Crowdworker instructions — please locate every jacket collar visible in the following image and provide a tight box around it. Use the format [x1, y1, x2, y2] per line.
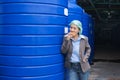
[70, 35, 86, 41]
[80, 35, 86, 39]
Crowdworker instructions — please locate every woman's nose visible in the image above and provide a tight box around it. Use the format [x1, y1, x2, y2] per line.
[70, 28, 74, 32]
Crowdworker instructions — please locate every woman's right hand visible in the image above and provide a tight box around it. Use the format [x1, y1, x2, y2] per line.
[65, 32, 73, 40]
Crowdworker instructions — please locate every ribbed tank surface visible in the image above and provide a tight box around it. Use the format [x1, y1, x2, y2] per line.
[68, 0, 83, 24]
[0, 0, 68, 80]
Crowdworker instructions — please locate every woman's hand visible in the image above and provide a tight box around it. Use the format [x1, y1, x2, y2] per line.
[83, 57, 88, 63]
[66, 32, 73, 40]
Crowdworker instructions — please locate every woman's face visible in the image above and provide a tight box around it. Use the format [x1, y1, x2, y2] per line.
[70, 24, 80, 37]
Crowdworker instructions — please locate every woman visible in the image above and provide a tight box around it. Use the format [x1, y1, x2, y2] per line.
[61, 20, 91, 80]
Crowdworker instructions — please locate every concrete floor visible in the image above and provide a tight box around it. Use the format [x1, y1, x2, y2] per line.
[89, 45, 120, 80]
[89, 62, 120, 80]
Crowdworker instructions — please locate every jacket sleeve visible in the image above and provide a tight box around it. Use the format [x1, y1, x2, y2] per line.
[84, 37, 91, 59]
[61, 37, 70, 54]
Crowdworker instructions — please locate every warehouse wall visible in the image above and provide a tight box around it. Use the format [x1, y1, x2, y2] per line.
[95, 21, 120, 47]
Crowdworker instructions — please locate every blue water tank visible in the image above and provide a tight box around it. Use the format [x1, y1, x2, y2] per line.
[88, 16, 94, 64]
[0, 0, 67, 80]
[82, 13, 94, 64]
[82, 13, 90, 37]
[68, 0, 84, 25]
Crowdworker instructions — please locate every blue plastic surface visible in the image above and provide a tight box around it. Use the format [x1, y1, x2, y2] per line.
[0, 35, 63, 45]
[0, 72, 64, 80]
[0, 0, 67, 7]
[0, 54, 63, 66]
[82, 13, 94, 64]
[0, 63, 64, 76]
[0, 0, 67, 80]
[0, 25, 64, 35]
[68, 0, 83, 24]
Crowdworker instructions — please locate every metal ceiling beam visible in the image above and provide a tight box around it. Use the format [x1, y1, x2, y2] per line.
[85, 8, 120, 10]
[93, 0, 120, 3]
[86, 0, 102, 20]
[93, 3, 120, 5]
[93, 0, 120, 4]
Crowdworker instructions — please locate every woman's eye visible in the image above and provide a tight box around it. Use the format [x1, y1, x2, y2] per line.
[74, 28, 76, 30]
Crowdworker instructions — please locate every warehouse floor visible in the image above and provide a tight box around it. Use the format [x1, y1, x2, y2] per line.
[89, 44, 120, 80]
[89, 62, 120, 80]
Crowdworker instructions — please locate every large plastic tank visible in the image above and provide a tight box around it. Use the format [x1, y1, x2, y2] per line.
[82, 13, 94, 64]
[88, 16, 95, 64]
[82, 13, 90, 37]
[68, 0, 84, 24]
[0, 0, 67, 80]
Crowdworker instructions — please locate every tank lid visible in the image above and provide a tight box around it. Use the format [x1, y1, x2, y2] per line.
[69, 0, 76, 3]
